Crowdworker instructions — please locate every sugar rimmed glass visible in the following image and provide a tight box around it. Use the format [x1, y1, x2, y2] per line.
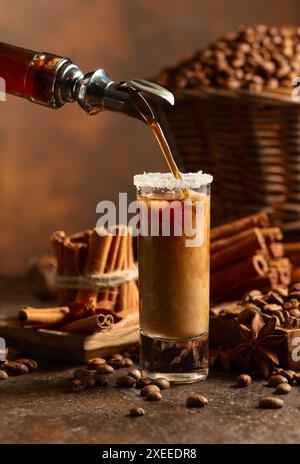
[134, 171, 213, 383]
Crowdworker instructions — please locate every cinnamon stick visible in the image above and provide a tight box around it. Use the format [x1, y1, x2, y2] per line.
[211, 212, 269, 242]
[60, 312, 115, 334]
[99, 227, 122, 303]
[76, 228, 113, 303]
[210, 254, 269, 294]
[19, 306, 70, 328]
[211, 227, 266, 255]
[60, 241, 88, 304]
[211, 228, 266, 271]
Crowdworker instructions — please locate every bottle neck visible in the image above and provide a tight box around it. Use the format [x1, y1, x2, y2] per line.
[0, 42, 76, 107]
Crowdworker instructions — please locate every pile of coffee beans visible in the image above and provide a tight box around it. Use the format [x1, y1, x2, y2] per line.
[0, 358, 38, 379]
[156, 24, 300, 92]
[218, 283, 300, 329]
[241, 284, 300, 328]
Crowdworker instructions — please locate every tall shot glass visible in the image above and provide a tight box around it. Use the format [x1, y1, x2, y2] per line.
[134, 172, 213, 383]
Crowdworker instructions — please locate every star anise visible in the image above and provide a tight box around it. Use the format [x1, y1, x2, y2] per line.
[230, 313, 286, 378]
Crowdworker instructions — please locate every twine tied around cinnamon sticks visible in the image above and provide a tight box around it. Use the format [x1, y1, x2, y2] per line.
[55, 266, 138, 290]
[50, 225, 139, 313]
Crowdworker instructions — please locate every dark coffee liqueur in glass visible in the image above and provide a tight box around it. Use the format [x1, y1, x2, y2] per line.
[134, 106, 212, 382]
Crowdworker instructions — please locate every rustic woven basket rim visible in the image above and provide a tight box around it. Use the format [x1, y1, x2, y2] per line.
[172, 86, 300, 107]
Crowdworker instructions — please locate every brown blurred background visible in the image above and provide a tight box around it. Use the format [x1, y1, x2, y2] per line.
[1, 0, 300, 273]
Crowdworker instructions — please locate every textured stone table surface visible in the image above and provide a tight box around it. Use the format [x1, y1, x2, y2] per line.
[0, 276, 300, 445]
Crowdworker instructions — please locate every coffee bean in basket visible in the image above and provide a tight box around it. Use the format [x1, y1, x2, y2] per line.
[129, 406, 145, 417]
[157, 25, 300, 92]
[186, 395, 208, 408]
[258, 396, 284, 409]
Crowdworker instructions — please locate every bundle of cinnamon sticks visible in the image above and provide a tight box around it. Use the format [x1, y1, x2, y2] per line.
[211, 212, 292, 300]
[50, 225, 138, 312]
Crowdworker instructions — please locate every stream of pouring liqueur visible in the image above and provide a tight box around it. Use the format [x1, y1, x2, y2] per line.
[130, 90, 182, 181]
[150, 120, 182, 180]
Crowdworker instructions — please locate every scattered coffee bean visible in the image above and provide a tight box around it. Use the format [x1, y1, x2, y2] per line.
[129, 406, 145, 417]
[153, 378, 171, 390]
[140, 384, 161, 397]
[3, 361, 29, 375]
[96, 364, 114, 374]
[145, 391, 162, 401]
[236, 374, 251, 388]
[128, 369, 142, 380]
[72, 378, 86, 393]
[94, 374, 109, 386]
[186, 394, 208, 408]
[274, 383, 292, 395]
[291, 283, 300, 292]
[136, 377, 152, 389]
[123, 357, 133, 367]
[87, 358, 106, 369]
[109, 359, 125, 369]
[268, 375, 288, 387]
[0, 370, 8, 380]
[258, 396, 284, 409]
[280, 370, 295, 384]
[111, 354, 123, 361]
[16, 358, 38, 372]
[116, 375, 136, 388]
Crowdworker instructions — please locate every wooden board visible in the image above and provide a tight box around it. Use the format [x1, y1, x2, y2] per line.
[0, 314, 139, 362]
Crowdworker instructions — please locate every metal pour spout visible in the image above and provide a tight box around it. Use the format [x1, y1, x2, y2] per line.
[73, 69, 174, 122]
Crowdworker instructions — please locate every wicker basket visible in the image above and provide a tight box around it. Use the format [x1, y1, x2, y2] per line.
[155, 87, 300, 234]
